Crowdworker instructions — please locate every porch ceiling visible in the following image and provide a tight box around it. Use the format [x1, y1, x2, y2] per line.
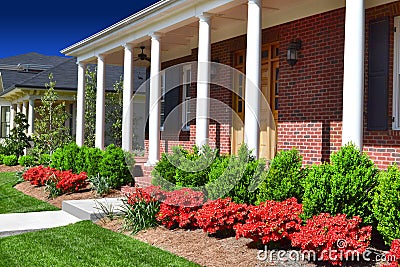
[78, 0, 397, 65]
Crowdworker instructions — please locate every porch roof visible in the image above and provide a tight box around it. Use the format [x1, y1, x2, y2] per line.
[61, 0, 398, 65]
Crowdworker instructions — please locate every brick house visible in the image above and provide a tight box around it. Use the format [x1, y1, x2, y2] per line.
[62, 0, 400, 169]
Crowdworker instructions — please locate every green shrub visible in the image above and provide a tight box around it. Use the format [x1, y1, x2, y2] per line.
[151, 151, 177, 189]
[4, 113, 31, 157]
[302, 143, 378, 224]
[50, 143, 80, 172]
[76, 146, 104, 177]
[0, 154, 5, 164]
[18, 155, 36, 167]
[205, 144, 265, 204]
[38, 154, 51, 166]
[174, 146, 217, 187]
[373, 164, 400, 244]
[89, 174, 111, 196]
[3, 155, 18, 166]
[257, 148, 306, 203]
[99, 144, 133, 189]
[152, 145, 219, 190]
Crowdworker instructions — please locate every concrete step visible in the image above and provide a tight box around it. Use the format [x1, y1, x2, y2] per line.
[0, 211, 81, 237]
[62, 198, 125, 221]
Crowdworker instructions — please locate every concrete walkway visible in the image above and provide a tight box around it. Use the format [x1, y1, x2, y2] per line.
[0, 198, 125, 238]
[0, 211, 81, 237]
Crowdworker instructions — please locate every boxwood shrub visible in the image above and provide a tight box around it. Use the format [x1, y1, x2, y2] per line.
[256, 148, 306, 203]
[302, 143, 378, 224]
[3, 155, 18, 166]
[18, 155, 36, 167]
[98, 144, 133, 189]
[373, 164, 400, 244]
[205, 144, 265, 204]
[51, 143, 80, 173]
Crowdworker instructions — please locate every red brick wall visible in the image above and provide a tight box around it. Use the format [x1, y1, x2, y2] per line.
[147, 2, 400, 168]
[277, 9, 345, 165]
[364, 2, 400, 168]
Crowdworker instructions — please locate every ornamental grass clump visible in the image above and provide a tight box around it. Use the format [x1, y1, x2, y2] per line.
[122, 187, 161, 234]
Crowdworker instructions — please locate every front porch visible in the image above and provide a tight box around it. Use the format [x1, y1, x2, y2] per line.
[62, 0, 395, 168]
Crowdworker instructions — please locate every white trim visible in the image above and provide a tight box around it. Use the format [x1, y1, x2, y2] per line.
[393, 16, 400, 130]
[182, 64, 191, 131]
[160, 70, 166, 131]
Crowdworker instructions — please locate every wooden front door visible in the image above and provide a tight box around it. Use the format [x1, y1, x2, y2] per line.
[231, 42, 279, 159]
[259, 42, 279, 159]
[232, 51, 246, 155]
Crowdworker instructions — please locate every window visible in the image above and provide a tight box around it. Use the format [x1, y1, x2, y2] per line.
[182, 65, 191, 131]
[0, 106, 10, 138]
[394, 16, 400, 129]
[160, 71, 166, 131]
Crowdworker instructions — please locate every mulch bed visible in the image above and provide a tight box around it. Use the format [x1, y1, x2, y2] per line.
[8, 166, 387, 267]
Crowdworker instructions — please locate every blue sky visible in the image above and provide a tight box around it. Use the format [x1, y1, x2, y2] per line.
[0, 1, 159, 59]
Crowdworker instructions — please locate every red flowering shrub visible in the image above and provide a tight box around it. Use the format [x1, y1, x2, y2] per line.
[234, 197, 302, 244]
[23, 166, 88, 196]
[290, 213, 372, 266]
[195, 198, 248, 235]
[383, 239, 400, 267]
[22, 165, 61, 186]
[56, 171, 88, 193]
[126, 186, 163, 205]
[156, 188, 204, 229]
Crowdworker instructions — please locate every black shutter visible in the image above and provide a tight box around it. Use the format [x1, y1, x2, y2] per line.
[163, 67, 181, 132]
[367, 17, 390, 130]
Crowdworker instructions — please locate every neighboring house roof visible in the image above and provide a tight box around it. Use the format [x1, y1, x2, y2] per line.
[0, 52, 70, 91]
[0, 52, 68, 66]
[0, 53, 124, 97]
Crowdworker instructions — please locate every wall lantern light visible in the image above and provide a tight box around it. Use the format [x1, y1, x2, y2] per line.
[287, 39, 302, 67]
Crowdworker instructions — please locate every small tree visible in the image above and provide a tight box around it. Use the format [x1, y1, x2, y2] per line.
[5, 112, 31, 157]
[106, 75, 123, 147]
[84, 67, 97, 147]
[32, 73, 71, 155]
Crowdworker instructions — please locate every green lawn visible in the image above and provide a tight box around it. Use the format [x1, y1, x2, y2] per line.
[0, 172, 59, 214]
[0, 221, 201, 267]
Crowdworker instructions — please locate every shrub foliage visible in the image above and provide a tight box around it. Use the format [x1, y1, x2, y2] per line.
[257, 148, 306, 203]
[373, 164, 400, 244]
[302, 143, 378, 224]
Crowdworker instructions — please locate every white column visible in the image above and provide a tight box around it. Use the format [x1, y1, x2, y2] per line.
[147, 33, 161, 165]
[22, 101, 28, 117]
[76, 62, 86, 146]
[196, 14, 211, 148]
[122, 44, 134, 152]
[16, 103, 22, 113]
[244, 0, 262, 158]
[342, 0, 365, 149]
[27, 99, 35, 135]
[95, 54, 106, 150]
[9, 104, 16, 131]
